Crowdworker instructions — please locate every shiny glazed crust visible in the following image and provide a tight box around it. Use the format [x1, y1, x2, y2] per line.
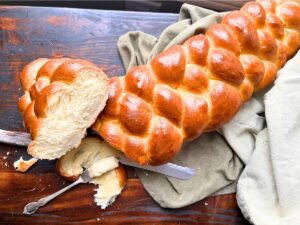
[18, 58, 108, 158]
[93, 0, 300, 165]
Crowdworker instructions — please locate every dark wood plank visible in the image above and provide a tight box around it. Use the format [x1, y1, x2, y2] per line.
[0, 6, 177, 131]
[0, 5, 250, 225]
[0, 172, 248, 225]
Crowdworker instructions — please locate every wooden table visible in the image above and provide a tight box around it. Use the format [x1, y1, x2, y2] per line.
[0, 5, 251, 225]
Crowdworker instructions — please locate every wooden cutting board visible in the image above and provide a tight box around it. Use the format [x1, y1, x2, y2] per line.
[0, 5, 250, 225]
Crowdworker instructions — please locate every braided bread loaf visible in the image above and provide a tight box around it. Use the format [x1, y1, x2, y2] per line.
[93, 0, 300, 165]
[18, 58, 109, 159]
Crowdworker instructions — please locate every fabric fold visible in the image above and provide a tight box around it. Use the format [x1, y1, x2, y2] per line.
[237, 54, 300, 225]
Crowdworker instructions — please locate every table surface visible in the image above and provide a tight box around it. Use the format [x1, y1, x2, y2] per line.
[0, 5, 251, 225]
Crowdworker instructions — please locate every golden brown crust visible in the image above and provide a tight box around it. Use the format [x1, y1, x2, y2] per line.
[51, 59, 97, 84]
[55, 159, 80, 181]
[182, 93, 208, 140]
[153, 86, 183, 126]
[93, 0, 300, 165]
[151, 45, 186, 89]
[18, 93, 31, 114]
[183, 65, 209, 94]
[148, 117, 182, 165]
[119, 94, 152, 134]
[34, 82, 67, 118]
[222, 11, 260, 54]
[23, 101, 39, 136]
[205, 82, 242, 131]
[184, 35, 209, 66]
[20, 58, 48, 91]
[115, 164, 126, 188]
[124, 66, 155, 102]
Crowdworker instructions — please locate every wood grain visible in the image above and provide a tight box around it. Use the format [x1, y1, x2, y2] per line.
[0, 5, 250, 225]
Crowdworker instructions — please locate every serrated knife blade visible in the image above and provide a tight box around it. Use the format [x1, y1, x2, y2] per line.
[0, 129, 196, 180]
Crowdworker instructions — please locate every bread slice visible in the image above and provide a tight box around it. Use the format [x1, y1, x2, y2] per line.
[57, 137, 126, 209]
[18, 58, 109, 159]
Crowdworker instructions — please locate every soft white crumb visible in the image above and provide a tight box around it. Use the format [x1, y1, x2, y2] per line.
[204, 202, 208, 206]
[3, 156, 7, 160]
[6, 152, 10, 156]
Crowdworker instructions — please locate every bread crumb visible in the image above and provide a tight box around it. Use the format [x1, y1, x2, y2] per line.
[3, 156, 7, 160]
[6, 152, 10, 156]
[204, 202, 208, 206]
[14, 157, 38, 172]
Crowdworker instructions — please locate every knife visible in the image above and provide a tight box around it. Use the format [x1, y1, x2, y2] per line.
[118, 156, 195, 180]
[0, 129, 31, 147]
[0, 129, 196, 180]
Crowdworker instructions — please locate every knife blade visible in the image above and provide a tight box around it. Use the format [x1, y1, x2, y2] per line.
[0, 129, 196, 180]
[0, 129, 31, 147]
[118, 156, 195, 180]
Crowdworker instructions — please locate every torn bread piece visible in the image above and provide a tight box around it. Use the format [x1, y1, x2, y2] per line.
[57, 137, 126, 209]
[88, 156, 119, 177]
[13, 157, 38, 172]
[18, 58, 109, 160]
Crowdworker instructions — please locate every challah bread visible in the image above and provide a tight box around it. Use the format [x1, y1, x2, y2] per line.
[57, 138, 126, 209]
[18, 58, 109, 159]
[93, 0, 300, 165]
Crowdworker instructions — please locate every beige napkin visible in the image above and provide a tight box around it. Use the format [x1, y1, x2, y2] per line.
[117, 3, 300, 225]
[236, 53, 300, 225]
